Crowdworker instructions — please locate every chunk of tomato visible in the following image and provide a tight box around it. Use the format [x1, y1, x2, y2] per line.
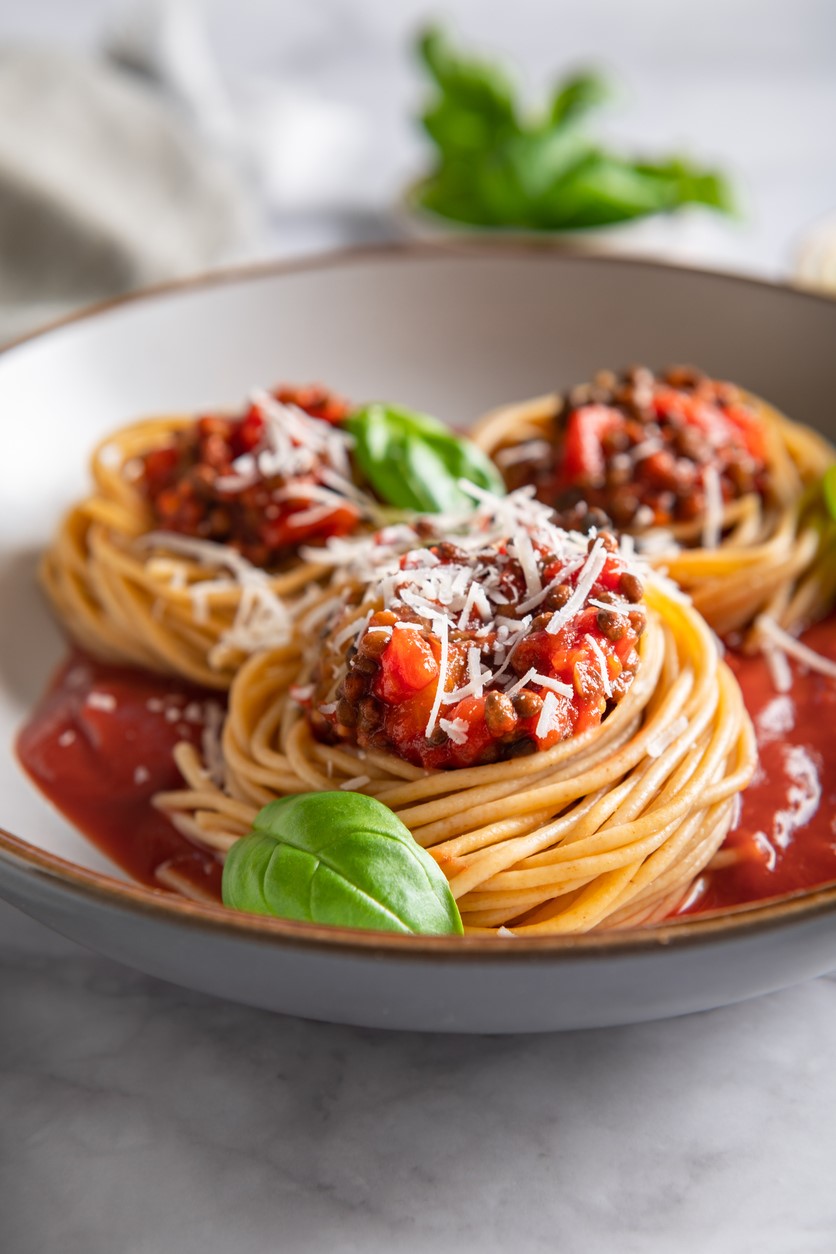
[376, 629, 439, 705]
[653, 388, 766, 463]
[262, 500, 359, 551]
[561, 405, 623, 484]
[723, 403, 768, 463]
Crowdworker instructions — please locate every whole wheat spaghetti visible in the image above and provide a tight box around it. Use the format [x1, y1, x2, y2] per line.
[157, 489, 756, 934]
[41, 387, 381, 688]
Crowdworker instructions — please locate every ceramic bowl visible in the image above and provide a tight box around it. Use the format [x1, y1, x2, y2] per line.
[2, 243, 835, 1033]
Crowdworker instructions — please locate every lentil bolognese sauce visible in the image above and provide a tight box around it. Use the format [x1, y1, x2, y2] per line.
[139, 383, 359, 567]
[473, 365, 836, 640]
[154, 489, 755, 932]
[15, 366, 836, 935]
[40, 383, 380, 689]
[307, 527, 645, 770]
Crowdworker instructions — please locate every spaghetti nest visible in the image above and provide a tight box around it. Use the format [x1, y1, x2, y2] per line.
[157, 572, 756, 936]
[472, 380, 836, 643]
[41, 401, 376, 689]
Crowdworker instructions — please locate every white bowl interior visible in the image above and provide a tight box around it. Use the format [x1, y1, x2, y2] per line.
[2, 248, 835, 881]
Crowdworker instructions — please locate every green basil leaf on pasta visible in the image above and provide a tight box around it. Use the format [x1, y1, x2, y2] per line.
[346, 402, 506, 513]
[221, 792, 464, 936]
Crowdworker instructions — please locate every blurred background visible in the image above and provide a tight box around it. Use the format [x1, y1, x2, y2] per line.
[1, 0, 835, 343]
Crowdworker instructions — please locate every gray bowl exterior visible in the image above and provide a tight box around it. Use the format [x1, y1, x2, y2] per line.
[3, 842, 836, 1032]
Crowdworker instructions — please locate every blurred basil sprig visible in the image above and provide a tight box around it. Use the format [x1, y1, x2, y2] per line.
[414, 27, 735, 231]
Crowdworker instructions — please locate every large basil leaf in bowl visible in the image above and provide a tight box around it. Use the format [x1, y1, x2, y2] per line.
[222, 791, 463, 936]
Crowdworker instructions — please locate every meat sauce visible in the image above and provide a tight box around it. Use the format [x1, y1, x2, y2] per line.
[309, 536, 645, 770]
[501, 366, 768, 532]
[15, 619, 836, 917]
[140, 383, 359, 568]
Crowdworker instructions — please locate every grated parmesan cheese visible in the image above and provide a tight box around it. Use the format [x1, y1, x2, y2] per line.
[535, 691, 561, 739]
[98, 442, 123, 470]
[467, 646, 482, 693]
[764, 647, 793, 695]
[511, 531, 542, 598]
[757, 615, 836, 685]
[339, 775, 371, 791]
[310, 484, 650, 753]
[701, 465, 724, 550]
[201, 702, 226, 787]
[646, 715, 690, 759]
[424, 614, 450, 739]
[504, 667, 537, 698]
[439, 717, 469, 745]
[585, 633, 613, 698]
[86, 692, 116, 712]
[545, 538, 607, 636]
[531, 672, 574, 698]
[333, 610, 372, 650]
[140, 532, 294, 657]
[494, 440, 551, 467]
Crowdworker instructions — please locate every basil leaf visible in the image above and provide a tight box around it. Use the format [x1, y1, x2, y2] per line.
[415, 26, 735, 232]
[535, 153, 679, 229]
[548, 71, 610, 127]
[222, 792, 463, 936]
[346, 403, 506, 513]
[418, 26, 517, 137]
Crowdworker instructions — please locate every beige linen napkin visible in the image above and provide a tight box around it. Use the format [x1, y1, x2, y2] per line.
[0, 46, 256, 341]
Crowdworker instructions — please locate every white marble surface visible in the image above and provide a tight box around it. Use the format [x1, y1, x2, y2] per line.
[3, 897, 836, 1253]
[3, 2, 836, 1251]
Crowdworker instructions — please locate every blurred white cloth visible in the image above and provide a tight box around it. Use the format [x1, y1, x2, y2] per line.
[0, 49, 255, 340]
[0, 0, 371, 342]
[108, 0, 370, 212]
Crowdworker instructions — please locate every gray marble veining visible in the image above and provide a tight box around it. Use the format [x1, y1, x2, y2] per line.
[2, 899, 836, 1254]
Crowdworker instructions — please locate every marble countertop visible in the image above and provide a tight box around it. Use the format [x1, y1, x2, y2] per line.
[3, 2, 836, 1251]
[4, 897, 836, 1253]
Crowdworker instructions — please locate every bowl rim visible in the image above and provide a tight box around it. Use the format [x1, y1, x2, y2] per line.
[3, 238, 836, 962]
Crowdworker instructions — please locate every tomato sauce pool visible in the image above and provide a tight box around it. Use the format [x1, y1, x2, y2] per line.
[680, 616, 836, 915]
[15, 620, 836, 917]
[16, 653, 224, 902]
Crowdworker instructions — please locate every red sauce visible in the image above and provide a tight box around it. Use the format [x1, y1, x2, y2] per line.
[16, 653, 224, 901]
[15, 618, 836, 915]
[683, 616, 836, 914]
